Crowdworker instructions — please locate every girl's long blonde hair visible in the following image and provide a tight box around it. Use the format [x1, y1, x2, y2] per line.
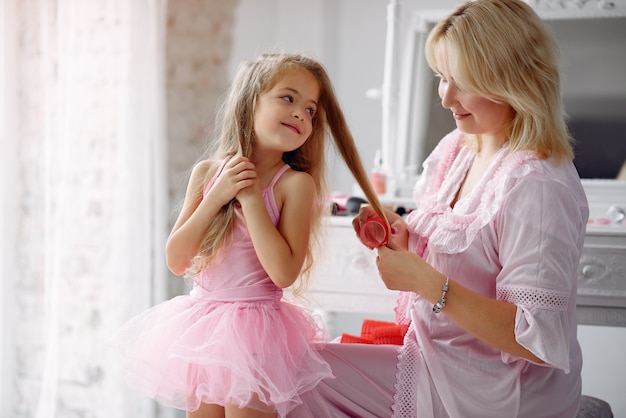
[187, 52, 387, 294]
[425, 0, 574, 161]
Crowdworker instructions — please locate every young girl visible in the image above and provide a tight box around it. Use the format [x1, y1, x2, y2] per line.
[111, 52, 388, 418]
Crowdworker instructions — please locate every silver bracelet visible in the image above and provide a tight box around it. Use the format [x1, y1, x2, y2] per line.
[432, 277, 449, 314]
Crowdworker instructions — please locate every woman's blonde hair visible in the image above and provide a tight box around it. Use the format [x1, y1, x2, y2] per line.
[425, 0, 574, 160]
[188, 52, 387, 294]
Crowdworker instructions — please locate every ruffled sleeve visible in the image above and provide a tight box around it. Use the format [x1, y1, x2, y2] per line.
[495, 175, 587, 372]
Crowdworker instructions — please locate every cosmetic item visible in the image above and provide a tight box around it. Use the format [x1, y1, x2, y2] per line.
[358, 216, 389, 249]
[371, 149, 387, 195]
[345, 196, 369, 214]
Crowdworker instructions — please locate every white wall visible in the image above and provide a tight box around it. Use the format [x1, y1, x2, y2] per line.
[230, 0, 387, 195]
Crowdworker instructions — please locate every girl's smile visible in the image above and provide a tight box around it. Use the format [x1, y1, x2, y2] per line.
[281, 121, 301, 134]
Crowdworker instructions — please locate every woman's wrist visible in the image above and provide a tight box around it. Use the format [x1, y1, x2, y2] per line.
[432, 276, 450, 313]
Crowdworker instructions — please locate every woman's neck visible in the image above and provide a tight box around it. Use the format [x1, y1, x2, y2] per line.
[453, 134, 504, 208]
[471, 132, 507, 159]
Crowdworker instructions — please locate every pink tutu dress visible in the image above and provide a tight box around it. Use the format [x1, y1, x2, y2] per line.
[110, 162, 332, 417]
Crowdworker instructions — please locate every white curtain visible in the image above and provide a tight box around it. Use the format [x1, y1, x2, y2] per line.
[1, 0, 169, 417]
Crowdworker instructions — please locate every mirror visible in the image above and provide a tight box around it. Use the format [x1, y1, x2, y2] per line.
[381, 1, 626, 198]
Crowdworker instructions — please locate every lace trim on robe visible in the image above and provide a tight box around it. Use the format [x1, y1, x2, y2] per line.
[497, 285, 569, 311]
[407, 130, 544, 255]
[393, 291, 413, 325]
[392, 326, 420, 418]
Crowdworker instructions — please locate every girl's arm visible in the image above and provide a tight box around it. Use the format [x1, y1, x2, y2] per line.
[237, 169, 315, 288]
[166, 157, 256, 275]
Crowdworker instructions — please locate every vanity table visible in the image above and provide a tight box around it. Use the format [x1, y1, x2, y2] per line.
[305, 215, 396, 317]
[577, 180, 626, 327]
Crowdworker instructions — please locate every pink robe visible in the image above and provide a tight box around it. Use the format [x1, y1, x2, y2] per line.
[291, 129, 587, 417]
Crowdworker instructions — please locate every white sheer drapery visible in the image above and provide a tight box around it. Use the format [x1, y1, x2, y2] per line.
[1, 0, 169, 417]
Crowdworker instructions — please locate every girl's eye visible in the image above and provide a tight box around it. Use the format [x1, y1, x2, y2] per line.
[281, 95, 294, 103]
[306, 108, 316, 117]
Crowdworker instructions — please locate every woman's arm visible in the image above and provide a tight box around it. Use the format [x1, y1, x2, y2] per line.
[354, 202, 538, 361]
[165, 157, 256, 275]
[375, 246, 544, 363]
[237, 169, 316, 288]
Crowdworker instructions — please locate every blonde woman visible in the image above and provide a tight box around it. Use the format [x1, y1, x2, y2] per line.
[291, 1, 588, 417]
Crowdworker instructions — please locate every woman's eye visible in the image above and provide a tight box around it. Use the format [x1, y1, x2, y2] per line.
[454, 82, 468, 94]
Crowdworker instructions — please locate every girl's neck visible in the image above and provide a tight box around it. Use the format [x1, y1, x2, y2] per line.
[250, 151, 285, 186]
[251, 153, 283, 171]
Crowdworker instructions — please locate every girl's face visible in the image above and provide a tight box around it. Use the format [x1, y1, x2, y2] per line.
[435, 43, 514, 140]
[253, 67, 320, 153]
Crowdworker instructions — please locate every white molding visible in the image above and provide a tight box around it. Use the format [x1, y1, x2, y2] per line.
[526, 0, 626, 19]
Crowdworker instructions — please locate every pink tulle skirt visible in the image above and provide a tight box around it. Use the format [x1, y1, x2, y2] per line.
[109, 285, 332, 416]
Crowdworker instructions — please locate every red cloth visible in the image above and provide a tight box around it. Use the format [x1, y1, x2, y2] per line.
[340, 319, 408, 345]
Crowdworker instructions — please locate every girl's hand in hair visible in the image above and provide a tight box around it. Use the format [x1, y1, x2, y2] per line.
[210, 156, 257, 206]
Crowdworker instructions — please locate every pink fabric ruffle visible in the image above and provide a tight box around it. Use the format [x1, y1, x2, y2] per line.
[407, 130, 541, 256]
[109, 285, 332, 416]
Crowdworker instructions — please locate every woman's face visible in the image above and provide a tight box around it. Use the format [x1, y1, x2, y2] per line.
[435, 43, 514, 140]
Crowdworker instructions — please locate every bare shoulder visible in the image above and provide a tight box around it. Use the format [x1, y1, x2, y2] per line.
[185, 159, 220, 195]
[190, 159, 220, 182]
[277, 168, 315, 193]
[274, 168, 315, 207]
[190, 159, 214, 177]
